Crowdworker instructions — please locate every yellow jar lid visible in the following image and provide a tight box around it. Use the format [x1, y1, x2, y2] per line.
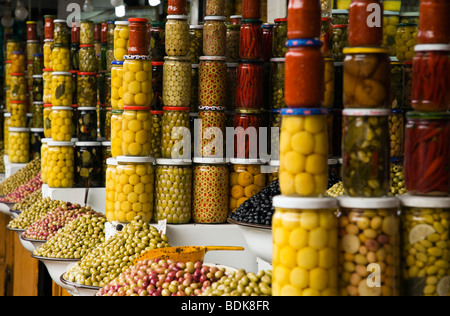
[343, 47, 391, 54]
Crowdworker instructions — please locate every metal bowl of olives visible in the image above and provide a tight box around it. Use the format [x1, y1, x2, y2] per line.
[60, 274, 101, 296]
[20, 232, 47, 253]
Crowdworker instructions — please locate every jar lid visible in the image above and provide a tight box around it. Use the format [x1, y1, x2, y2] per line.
[230, 15, 242, 19]
[43, 68, 53, 72]
[72, 104, 78, 108]
[229, 158, 265, 165]
[123, 106, 151, 111]
[52, 71, 71, 76]
[328, 158, 338, 165]
[78, 72, 97, 76]
[397, 194, 450, 209]
[384, 10, 400, 16]
[262, 23, 274, 29]
[41, 138, 50, 143]
[166, 15, 189, 20]
[111, 60, 124, 66]
[5, 60, 11, 63]
[391, 108, 403, 114]
[164, 55, 191, 62]
[391, 157, 403, 164]
[32, 74, 43, 78]
[321, 17, 332, 21]
[227, 63, 238, 67]
[198, 105, 226, 111]
[124, 55, 150, 60]
[398, 23, 418, 27]
[415, 44, 450, 52]
[226, 24, 240, 29]
[26, 40, 40, 43]
[273, 195, 338, 210]
[9, 127, 30, 132]
[54, 19, 66, 23]
[115, 21, 129, 25]
[44, 39, 54, 43]
[343, 109, 390, 116]
[274, 18, 287, 23]
[163, 106, 190, 112]
[106, 158, 118, 166]
[128, 18, 148, 23]
[10, 100, 25, 104]
[26, 113, 33, 117]
[204, 15, 226, 21]
[343, 47, 391, 54]
[270, 57, 285, 62]
[281, 108, 329, 116]
[190, 24, 204, 29]
[238, 59, 264, 64]
[286, 39, 323, 48]
[111, 110, 124, 114]
[271, 109, 281, 114]
[241, 19, 263, 24]
[269, 159, 280, 167]
[4, 112, 11, 117]
[11, 73, 26, 76]
[52, 106, 73, 110]
[47, 140, 75, 146]
[44, 104, 53, 107]
[333, 24, 348, 28]
[193, 157, 228, 164]
[235, 108, 262, 114]
[77, 107, 97, 111]
[150, 21, 165, 27]
[75, 141, 102, 146]
[80, 44, 95, 48]
[151, 110, 164, 115]
[406, 111, 450, 120]
[33, 101, 44, 105]
[400, 12, 420, 17]
[337, 196, 400, 209]
[102, 141, 111, 146]
[117, 156, 155, 164]
[33, 53, 44, 57]
[151, 61, 164, 66]
[156, 158, 192, 166]
[30, 128, 44, 133]
[26, 21, 37, 24]
[332, 9, 348, 14]
[200, 56, 227, 61]
[192, 64, 199, 69]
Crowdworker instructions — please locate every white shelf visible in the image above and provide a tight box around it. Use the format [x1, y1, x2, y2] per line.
[4, 155, 28, 179]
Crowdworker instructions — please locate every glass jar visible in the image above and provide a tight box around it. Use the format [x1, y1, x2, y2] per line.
[154, 159, 192, 224]
[262, 23, 274, 62]
[287, 0, 321, 39]
[270, 58, 286, 110]
[6, 39, 20, 60]
[192, 158, 229, 223]
[332, 9, 349, 24]
[121, 106, 152, 156]
[348, 0, 383, 47]
[273, 18, 287, 58]
[337, 196, 400, 296]
[226, 25, 240, 63]
[343, 47, 391, 109]
[43, 104, 52, 138]
[4, 113, 11, 155]
[196, 109, 226, 158]
[114, 21, 129, 62]
[32, 75, 43, 102]
[168, 0, 188, 15]
[111, 110, 124, 158]
[396, 23, 418, 61]
[26, 41, 40, 61]
[105, 158, 118, 222]
[150, 110, 163, 158]
[8, 127, 30, 163]
[342, 109, 391, 197]
[411, 45, 450, 112]
[400, 11, 420, 24]
[11, 51, 26, 73]
[77, 72, 97, 107]
[236, 60, 264, 110]
[30, 131, 45, 159]
[189, 64, 199, 112]
[226, 63, 238, 111]
[271, 196, 338, 296]
[332, 25, 348, 62]
[114, 156, 155, 224]
[44, 15, 56, 39]
[43, 40, 54, 69]
[149, 22, 166, 62]
[323, 58, 335, 108]
[206, 0, 226, 15]
[106, 21, 115, 46]
[242, 0, 262, 19]
[321, 18, 333, 58]
[26, 61, 35, 87]
[418, 0, 450, 44]
[32, 101, 44, 128]
[398, 195, 450, 296]
[403, 61, 413, 109]
[165, 16, 190, 56]
[203, 16, 227, 57]
[163, 56, 191, 107]
[10, 101, 27, 127]
[47, 140, 75, 188]
[54, 19, 70, 45]
[110, 61, 124, 111]
[123, 55, 152, 107]
[404, 112, 450, 196]
[80, 20, 94, 45]
[51, 106, 74, 142]
[161, 107, 190, 159]
[103, 108, 112, 141]
[389, 109, 404, 159]
[233, 110, 262, 159]
[285, 39, 324, 108]
[10, 73, 27, 102]
[383, 11, 399, 56]
[229, 159, 267, 213]
[270, 109, 281, 157]
[43, 69, 53, 104]
[390, 61, 404, 109]
[127, 18, 148, 56]
[5, 60, 12, 86]
[51, 72, 72, 106]
[76, 107, 97, 141]
[74, 141, 103, 188]
[279, 108, 329, 197]
[151, 62, 164, 111]
[189, 25, 203, 64]
[41, 138, 49, 184]
[199, 56, 227, 108]
[79, 45, 97, 73]
[240, 19, 263, 59]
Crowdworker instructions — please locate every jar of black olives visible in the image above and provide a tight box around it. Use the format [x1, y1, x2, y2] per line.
[75, 141, 104, 188]
[76, 107, 98, 141]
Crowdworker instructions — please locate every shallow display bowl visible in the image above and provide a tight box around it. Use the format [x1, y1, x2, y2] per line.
[20, 233, 47, 253]
[6, 226, 35, 252]
[227, 218, 272, 263]
[60, 275, 101, 297]
[0, 202, 12, 215]
[31, 254, 79, 294]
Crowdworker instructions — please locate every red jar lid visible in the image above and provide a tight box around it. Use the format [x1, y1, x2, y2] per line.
[123, 106, 151, 111]
[152, 61, 164, 66]
[274, 18, 287, 23]
[80, 44, 95, 48]
[11, 73, 26, 76]
[43, 68, 53, 72]
[151, 110, 164, 115]
[128, 18, 149, 23]
[11, 100, 26, 103]
[44, 104, 53, 107]
[163, 106, 190, 112]
[78, 72, 97, 76]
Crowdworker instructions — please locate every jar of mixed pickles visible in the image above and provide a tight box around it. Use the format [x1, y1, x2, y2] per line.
[75, 141, 103, 188]
[236, 60, 264, 110]
[199, 56, 227, 108]
[10, 73, 27, 102]
[11, 51, 26, 73]
[273, 18, 287, 58]
[396, 23, 418, 61]
[240, 19, 263, 59]
[229, 158, 267, 213]
[272, 195, 338, 296]
[77, 72, 97, 107]
[343, 47, 391, 109]
[149, 22, 166, 62]
[10, 101, 27, 127]
[404, 112, 450, 196]
[196, 109, 226, 158]
[47, 140, 74, 188]
[279, 108, 329, 197]
[193, 157, 230, 223]
[114, 21, 129, 61]
[114, 156, 155, 224]
[51, 44, 70, 72]
[342, 109, 390, 197]
[155, 159, 192, 224]
[332, 25, 348, 62]
[8, 127, 30, 163]
[233, 109, 262, 159]
[54, 19, 70, 45]
[51, 72, 72, 106]
[397, 194, 450, 297]
[383, 11, 400, 56]
[150, 110, 163, 158]
[226, 25, 240, 63]
[389, 109, 404, 158]
[161, 107, 190, 159]
[123, 55, 152, 107]
[163, 56, 191, 107]
[189, 25, 203, 64]
[43, 104, 52, 138]
[165, 15, 190, 56]
[43, 69, 53, 104]
[111, 61, 124, 110]
[337, 196, 400, 297]
[121, 106, 152, 157]
[105, 158, 117, 222]
[32, 101, 44, 128]
[76, 107, 97, 141]
[203, 16, 227, 57]
[79, 44, 97, 72]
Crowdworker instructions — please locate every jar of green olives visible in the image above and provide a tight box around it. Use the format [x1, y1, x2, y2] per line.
[332, 24, 348, 62]
[163, 56, 192, 107]
[32, 75, 43, 102]
[8, 127, 30, 163]
[395, 23, 418, 61]
[79, 44, 98, 72]
[155, 159, 193, 224]
[383, 11, 399, 56]
[77, 72, 97, 107]
[54, 19, 70, 45]
[204, 16, 227, 56]
[32, 101, 44, 128]
[150, 22, 166, 62]
[189, 25, 203, 64]
[75, 141, 103, 188]
[166, 15, 190, 56]
[226, 25, 240, 63]
[33, 53, 44, 75]
[26, 40, 40, 61]
[270, 58, 286, 109]
[151, 110, 163, 159]
[80, 20, 94, 45]
[76, 107, 98, 141]
[273, 18, 287, 58]
[161, 106, 191, 159]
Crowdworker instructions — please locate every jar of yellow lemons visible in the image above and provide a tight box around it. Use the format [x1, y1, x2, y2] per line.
[43, 104, 52, 138]
[47, 140, 75, 188]
[10, 73, 27, 102]
[111, 110, 124, 158]
[51, 44, 71, 72]
[43, 39, 54, 69]
[105, 158, 118, 223]
[121, 106, 152, 156]
[272, 196, 338, 296]
[10, 101, 27, 127]
[111, 61, 124, 110]
[4, 113, 11, 155]
[279, 108, 329, 197]
[51, 72, 72, 106]
[8, 127, 31, 163]
[123, 55, 153, 107]
[114, 21, 129, 61]
[43, 68, 53, 104]
[41, 138, 50, 184]
[50, 106, 74, 142]
[115, 156, 155, 224]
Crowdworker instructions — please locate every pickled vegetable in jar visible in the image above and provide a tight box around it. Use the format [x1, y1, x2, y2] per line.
[342, 109, 390, 197]
[226, 25, 240, 63]
[111, 61, 124, 110]
[161, 107, 190, 159]
[196, 109, 226, 158]
[76, 107, 97, 141]
[32, 101, 44, 128]
[165, 16, 190, 56]
[114, 21, 129, 61]
[43, 104, 52, 138]
[234, 110, 262, 159]
[337, 196, 400, 296]
[80, 20, 94, 45]
[150, 110, 163, 158]
[41, 138, 49, 183]
[348, 0, 383, 46]
[51, 72, 72, 106]
[11, 51, 26, 73]
[199, 56, 227, 108]
[192, 158, 230, 223]
[26, 41, 40, 61]
[285, 39, 324, 108]
[151, 62, 164, 111]
[155, 159, 192, 224]
[398, 195, 450, 297]
[411, 45, 450, 112]
[121, 106, 152, 157]
[390, 61, 404, 109]
[50, 106, 74, 142]
[128, 18, 149, 56]
[272, 196, 338, 296]
[4, 60, 12, 86]
[79, 44, 97, 72]
[111, 110, 124, 158]
[149, 22, 166, 62]
[44, 15, 56, 40]
[396, 23, 418, 61]
[240, 19, 263, 60]
[77, 72, 97, 107]
[54, 19, 70, 45]
[114, 156, 155, 224]
[4, 113, 11, 154]
[270, 58, 286, 109]
[236, 60, 264, 110]
[10, 101, 27, 127]
[404, 112, 450, 196]
[332, 25, 348, 62]
[75, 141, 103, 188]
[105, 158, 118, 222]
[10, 73, 27, 102]
[6, 40, 20, 60]
[273, 18, 287, 58]
[189, 25, 203, 64]
[287, 0, 321, 39]
[168, 0, 188, 15]
[47, 140, 75, 188]
[123, 55, 153, 107]
[417, 0, 450, 44]
[323, 58, 335, 108]
[44, 40, 54, 69]
[203, 16, 227, 57]
[32, 75, 44, 102]
[343, 47, 391, 109]
[262, 23, 274, 63]
[383, 11, 399, 56]
[163, 56, 191, 107]
[206, 0, 226, 16]
[242, 0, 262, 19]
[8, 127, 30, 164]
[389, 109, 404, 159]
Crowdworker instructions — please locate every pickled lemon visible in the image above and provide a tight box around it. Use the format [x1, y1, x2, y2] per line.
[291, 131, 314, 155]
[297, 247, 318, 270]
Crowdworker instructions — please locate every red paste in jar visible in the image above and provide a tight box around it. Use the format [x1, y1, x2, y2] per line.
[128, 18, 149, 55]
[168, 0, 188, 15]
[242, 0, 263, 19]
[418, 0, 450, 44]
[287, 0, 321, 39]
[348, 0, 383, 46]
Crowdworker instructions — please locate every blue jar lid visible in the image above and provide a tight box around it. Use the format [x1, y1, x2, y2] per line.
[286, 39, 323, 48]
[111, 60, 124, 65]
[281, 108, 329, 116]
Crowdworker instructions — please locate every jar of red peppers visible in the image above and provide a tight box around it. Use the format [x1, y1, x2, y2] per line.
[199, 56, 227, 108]
[404, 112, 450, 196]
[203, 16, 227, 57]
[285, 39, 324, 108]
[411, 44, 450, 112]
[348, 0, 383, 46]
[236, 59, 264, 110]
[168, 0, 188, 15]
[128, 18, 149, 56]
[242, 0, 262, 19]
[262, 23, 274, 62]
[287, 0, 321, 39]
[234, 109, 261, 159]
[240, 19, 263, 60]
[417, 0, 450, 44]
